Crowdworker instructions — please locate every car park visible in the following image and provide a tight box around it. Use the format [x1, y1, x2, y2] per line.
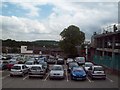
[49, 65, 65, 79]
[71, 66, 86, 80]
[66, 58, 74, 65]
[10, 64, 29, 77]
[28, 65, 46, 78]
[83, 62, 94, 72]
[88, 65, 106, 80]
[25, 60, 35, 68]
[75, 57, 85, 65]
[68, 62, 79, 72]
[57, 58, 64, 64]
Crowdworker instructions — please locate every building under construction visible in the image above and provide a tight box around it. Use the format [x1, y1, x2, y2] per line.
[91, 24, 120, 72]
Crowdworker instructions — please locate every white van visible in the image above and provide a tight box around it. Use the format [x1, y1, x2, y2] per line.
[75, 57, 85, 65]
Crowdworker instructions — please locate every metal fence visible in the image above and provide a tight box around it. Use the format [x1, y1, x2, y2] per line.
[93, 55, 120, 71]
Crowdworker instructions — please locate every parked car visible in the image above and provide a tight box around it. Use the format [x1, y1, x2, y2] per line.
[66, 58, 74, 65]
[49, 65, 65, 79]
[38, 61, 49, 72]
[71, 67, 86, 80]
[0, 60, 8, 70]
[37, 57, 45, 63]
[88, 65, 106, 80]
[10, 64, 29, 77]
[57, 58, 64, 64]
[83, 62, 94, 72]
[25, 61, 35, 68]
[28, 65, 46, 78]
[75, 57, 85, 65]
[7, 60, 18, 70]
[68, 62, 79, 72]
[47, 58, 56, 64]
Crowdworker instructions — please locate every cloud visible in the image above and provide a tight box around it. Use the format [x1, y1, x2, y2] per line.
[1, 1, 118, 41]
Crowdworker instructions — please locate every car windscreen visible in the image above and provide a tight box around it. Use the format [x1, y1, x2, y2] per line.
[31, 66, 41, 70]
[12, 66, 21, 70]
[73, 68, 83, 71]
[9, 61, 16, 64]
[25, 62, 33, 65]
[85, 63, 93, 67]
[51, 66, 63, 70]
[94, 67, 104, 71]
[69, 63, 78, 67]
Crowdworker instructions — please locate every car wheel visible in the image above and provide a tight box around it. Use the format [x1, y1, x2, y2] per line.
[21, 73, 24, 77]
[103, 78, 106, 80]
[10, 74, 13, 77]
[29, 76, 31, 78]
[91, 77, 94, 80]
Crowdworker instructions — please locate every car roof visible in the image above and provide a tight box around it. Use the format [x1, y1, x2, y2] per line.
[93, 65, 103, 68]
[53, 65, 62, 67]
[31, 65, 42, 67]
[13, 64, 24, 66]
[85, 62, 93, 64]
[26, 60, 34, 62]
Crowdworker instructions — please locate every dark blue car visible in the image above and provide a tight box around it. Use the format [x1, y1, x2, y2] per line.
[71, 67, 86, 80]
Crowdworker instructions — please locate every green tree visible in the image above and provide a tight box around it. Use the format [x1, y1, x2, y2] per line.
[60, 25, 85, 57]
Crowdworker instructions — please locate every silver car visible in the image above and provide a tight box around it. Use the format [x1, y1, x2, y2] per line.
[28, 65, 46, 78]
[49, 65, 65, 79]
[10, 64, 29, 77]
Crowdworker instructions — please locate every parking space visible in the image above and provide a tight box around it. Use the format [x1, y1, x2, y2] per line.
[1, 63, 119, 88]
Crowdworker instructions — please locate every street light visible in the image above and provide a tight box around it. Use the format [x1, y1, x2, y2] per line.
[84, 41, 90, 61]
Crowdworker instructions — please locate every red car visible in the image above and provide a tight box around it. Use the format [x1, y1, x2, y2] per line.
[7, 60, 18, 70]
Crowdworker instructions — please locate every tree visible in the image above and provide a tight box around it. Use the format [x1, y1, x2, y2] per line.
[60, 25, 85, 57]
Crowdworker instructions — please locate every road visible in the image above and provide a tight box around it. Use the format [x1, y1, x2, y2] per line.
[1, 63, 119, 88]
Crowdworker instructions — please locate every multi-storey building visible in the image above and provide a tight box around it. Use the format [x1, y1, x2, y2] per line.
[91, 24, 120, 72]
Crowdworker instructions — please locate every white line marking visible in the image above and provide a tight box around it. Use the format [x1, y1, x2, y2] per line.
[2, 74, 10, 79]
[87, 77, 94, 83]
[43, 73, 49, 81]
[106, 77, 114, 82]
[23, 75, 28, 80]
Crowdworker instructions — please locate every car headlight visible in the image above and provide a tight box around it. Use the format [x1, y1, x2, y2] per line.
[82, 74, 86, 76]
[72, 73, 76, 76]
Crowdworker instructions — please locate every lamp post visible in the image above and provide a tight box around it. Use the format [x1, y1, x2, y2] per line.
[84, 41, 90, 61]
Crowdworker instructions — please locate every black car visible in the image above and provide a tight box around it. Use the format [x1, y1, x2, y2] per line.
[57, 58, 64, 64]
[68, 62, 79, 73]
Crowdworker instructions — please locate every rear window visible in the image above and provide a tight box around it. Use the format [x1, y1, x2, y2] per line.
[12, 66, 21, 70]
[94, 67, 104, 71]
[31, 66, 41, 70]
[52, 66, 63, 70]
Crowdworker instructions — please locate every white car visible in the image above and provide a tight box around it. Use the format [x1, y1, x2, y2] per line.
[75, 57, 85, 65]
[66, 58, 74, 65]
[49, 65, 65, 79]
[25, 61, 35, 68]
[84, 62, 94, 72]
[88, 65, 106, 79]
[10, 64, 29, 77]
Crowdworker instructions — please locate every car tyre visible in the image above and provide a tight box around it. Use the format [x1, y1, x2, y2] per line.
[21, 73, 24, 77]
[10, 74, 13, 77]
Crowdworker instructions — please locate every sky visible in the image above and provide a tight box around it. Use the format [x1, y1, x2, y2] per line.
[0, 0, 119, 41]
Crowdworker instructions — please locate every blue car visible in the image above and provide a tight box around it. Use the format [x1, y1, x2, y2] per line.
[71, 67, 86, 80]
